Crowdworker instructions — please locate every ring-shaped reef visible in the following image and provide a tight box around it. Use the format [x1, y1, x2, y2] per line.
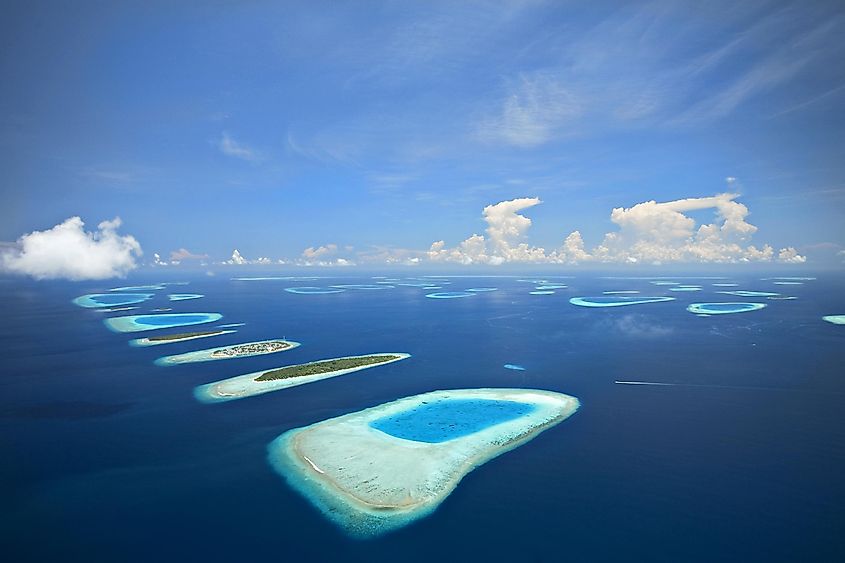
[425, 291, 475, 299]
[823, 315, 845, 325]
[104, 312, 223, 333]
[168, 293, 204, 301]
[267, 388, 579, 538]
[155, 339, 300, 366]
[73, 293, 153, 308]
[687, 302, 767, 315]
[195, 353, 410, 403]
[130, 329, 236, 347]
[718, 290, 780, 297]
[284, 287, 346, 295]
[570, 296, 676, 307]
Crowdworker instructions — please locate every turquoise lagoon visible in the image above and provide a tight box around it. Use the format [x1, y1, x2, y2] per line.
[104, 313, 223, 333]
[370, 399, 536, 443]
[687, 303, 767, 315]
[73, 293, 153, 308]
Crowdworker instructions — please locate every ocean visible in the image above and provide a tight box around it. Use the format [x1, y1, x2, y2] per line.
[1, 273, 843, 562]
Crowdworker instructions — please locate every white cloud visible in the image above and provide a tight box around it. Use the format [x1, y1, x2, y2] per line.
[778, 247, 807, 264]
[170, 248, 208, 262]
[302, 244, 338, 259]
[477, 73, 581, 147]
[218, 133, 260, 161]
[1, 217, 142, 280]
[428, 193, 805, 265]
[226, 249, 247, 265]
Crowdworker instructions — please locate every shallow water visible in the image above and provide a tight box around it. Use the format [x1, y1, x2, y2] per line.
[370, 399, 536, 443]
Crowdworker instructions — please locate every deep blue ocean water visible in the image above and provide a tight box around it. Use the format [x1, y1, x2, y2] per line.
[1, 273, 844, 562]
[370, 398, 537, 442]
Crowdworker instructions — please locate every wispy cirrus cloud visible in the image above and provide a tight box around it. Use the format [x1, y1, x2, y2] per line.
[218, 132, 261, 162]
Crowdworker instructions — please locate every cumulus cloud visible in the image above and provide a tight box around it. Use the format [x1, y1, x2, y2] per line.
[170, 248, 208, 262]
[428, 197, 550, 265]
[1, 217, 142, 280]
[226, 249, 247, 265]
[221, 249, 275, 265]
[302, 244, 338, 259]
[429, 193, 806, 265]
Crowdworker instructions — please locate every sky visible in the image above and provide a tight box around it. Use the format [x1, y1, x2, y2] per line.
[1, 0, 844, 278]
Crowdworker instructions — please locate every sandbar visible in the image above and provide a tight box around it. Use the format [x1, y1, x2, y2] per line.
[823, 315, 845, 325]
[466, 287, 498, 292]
[669, 287, 702, 292]
[535, 284, 567, 290]
[130, 329, 236, 347]
[195, 353, 410, 403]
[570, 296, 675, 307]
[155, 339, 299, 366]
[104, 312, 223, 333]
[529, 290, 555, 295]
[267, 388, 579, 538]
[503, 364, 526, 371]
[687, 302, 766, 315]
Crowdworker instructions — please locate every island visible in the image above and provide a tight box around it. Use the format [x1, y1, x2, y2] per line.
[687, 302, 767, 315]
[267, 388, 579, 538]
[72, 293, 153, 308]
[104, 312, 223, 333]
[109, 284, 166, 291]
[155, 339, 300, 366]
[129, 329, 236, 347]
[823, 315, 845, 325]
[194, 353, 410, 403]
[570, 296, 676, 307]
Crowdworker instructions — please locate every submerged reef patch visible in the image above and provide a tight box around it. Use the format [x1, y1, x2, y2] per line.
[168, 293, 204, 301]
[285, 287, 346, 295]
[823, 315, 845, 325]
[503, 364, 526, 371]
[718, 290, 780, 297]
[267, 388, 579, 538]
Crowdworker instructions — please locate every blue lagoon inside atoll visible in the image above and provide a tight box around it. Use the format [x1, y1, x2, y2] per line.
[687, 302, 767, 315]
[370, 399, 537, 443]
[103, 312, 223, 333]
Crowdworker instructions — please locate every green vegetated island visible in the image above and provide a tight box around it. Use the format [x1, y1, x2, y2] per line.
[256, 355, 400, 381]
[130, 329, 235, 347]
[195, 353, 410, 403]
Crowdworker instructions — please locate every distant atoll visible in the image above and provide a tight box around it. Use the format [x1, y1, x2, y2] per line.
[195, 353, 410, 403]
[104, 312, 223, 333]
[73, 293, 153, 308]
[285, 287, 346, 295]
[155, 339, 299, 366]
[267, 388, 579, 538]
[168, 293, 204, 301]
[425, 291, 475, 299]
[687, 302, 767, 315]
[570, 296, 675, 307]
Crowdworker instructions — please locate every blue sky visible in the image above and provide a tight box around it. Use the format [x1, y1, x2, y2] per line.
[1, 0, 844, 275]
